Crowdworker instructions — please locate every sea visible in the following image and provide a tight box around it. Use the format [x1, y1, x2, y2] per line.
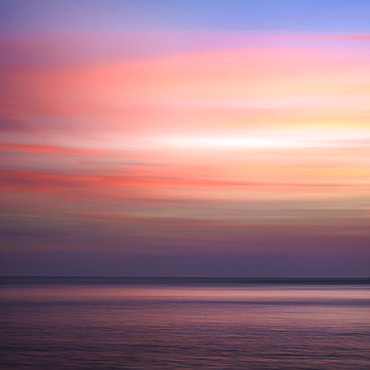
[0, 277, 369, 369]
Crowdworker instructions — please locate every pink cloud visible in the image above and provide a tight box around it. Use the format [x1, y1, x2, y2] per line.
[1, 31, 369, 139]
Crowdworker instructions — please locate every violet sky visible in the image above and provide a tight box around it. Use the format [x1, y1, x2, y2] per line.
[1, 0, 370, 277]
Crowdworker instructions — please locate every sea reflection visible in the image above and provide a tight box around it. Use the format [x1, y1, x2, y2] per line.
[1, 281, 369, 369]
[1, 284, 369, 302]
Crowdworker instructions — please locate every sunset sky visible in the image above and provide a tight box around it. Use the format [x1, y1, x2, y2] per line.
[1, 0, 369, 276]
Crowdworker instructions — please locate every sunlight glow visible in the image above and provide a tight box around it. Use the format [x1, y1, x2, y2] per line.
[155, 129, 370, 150]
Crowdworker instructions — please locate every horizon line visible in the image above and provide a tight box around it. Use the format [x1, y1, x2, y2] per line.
[1, 275, 369, 280]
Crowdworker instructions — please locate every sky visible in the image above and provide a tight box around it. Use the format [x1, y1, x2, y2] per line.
[1, 0, 369, 277]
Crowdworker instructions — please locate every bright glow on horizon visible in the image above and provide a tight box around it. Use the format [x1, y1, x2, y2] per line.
[154, 129, 370, 150]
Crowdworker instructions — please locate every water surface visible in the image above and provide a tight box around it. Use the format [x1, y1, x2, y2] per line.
[1, 277, 369, 369]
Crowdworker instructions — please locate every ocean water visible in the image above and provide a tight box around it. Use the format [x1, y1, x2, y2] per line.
[0, 277, 369, 369]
